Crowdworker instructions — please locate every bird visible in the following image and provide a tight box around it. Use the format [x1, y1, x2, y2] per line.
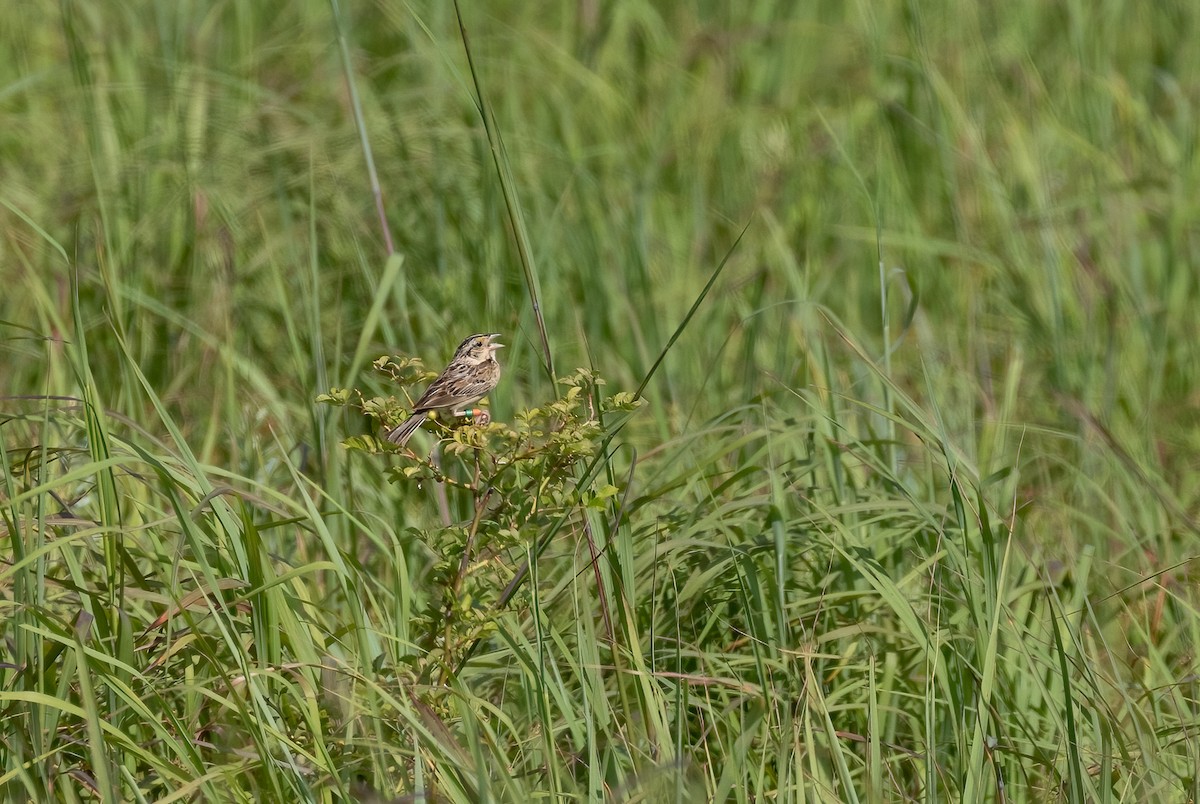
[386, 333, 504, 446]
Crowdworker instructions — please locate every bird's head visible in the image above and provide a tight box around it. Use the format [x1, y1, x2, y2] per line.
[454, 333, 504, 364]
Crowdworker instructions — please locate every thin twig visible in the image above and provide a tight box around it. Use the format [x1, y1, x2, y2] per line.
[438, 486, 492, 684]
[428, 444, 452, 527]
[580, 516, 614, 643]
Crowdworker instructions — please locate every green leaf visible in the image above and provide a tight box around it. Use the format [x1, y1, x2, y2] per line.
[316, 387, 351, 405]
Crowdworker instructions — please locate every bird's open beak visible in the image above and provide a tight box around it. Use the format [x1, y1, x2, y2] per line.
[487, 333, 504, 350]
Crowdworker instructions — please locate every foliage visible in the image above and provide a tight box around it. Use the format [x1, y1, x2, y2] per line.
[2, 0, 1199, 801]
[320, 364, 640, 685]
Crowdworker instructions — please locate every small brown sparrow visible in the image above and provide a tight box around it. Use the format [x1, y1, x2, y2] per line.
[386, 333, 504, 446]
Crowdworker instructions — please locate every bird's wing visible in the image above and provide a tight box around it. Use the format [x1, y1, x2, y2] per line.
[412, 370, 492, 411]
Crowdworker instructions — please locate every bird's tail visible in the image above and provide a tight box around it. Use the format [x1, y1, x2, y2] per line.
[386, 412, 427, 446]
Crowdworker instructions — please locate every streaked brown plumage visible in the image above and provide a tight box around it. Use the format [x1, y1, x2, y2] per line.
[386, 333, 503, 446]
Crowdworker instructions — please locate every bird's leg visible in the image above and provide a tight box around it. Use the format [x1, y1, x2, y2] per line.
[453, 407, 491, 426]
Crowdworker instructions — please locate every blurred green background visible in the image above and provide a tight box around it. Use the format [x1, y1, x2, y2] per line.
[2, 1, 1199, 801]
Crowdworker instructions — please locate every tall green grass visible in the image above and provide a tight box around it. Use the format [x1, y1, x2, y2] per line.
[2, 0, 1199, 800]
